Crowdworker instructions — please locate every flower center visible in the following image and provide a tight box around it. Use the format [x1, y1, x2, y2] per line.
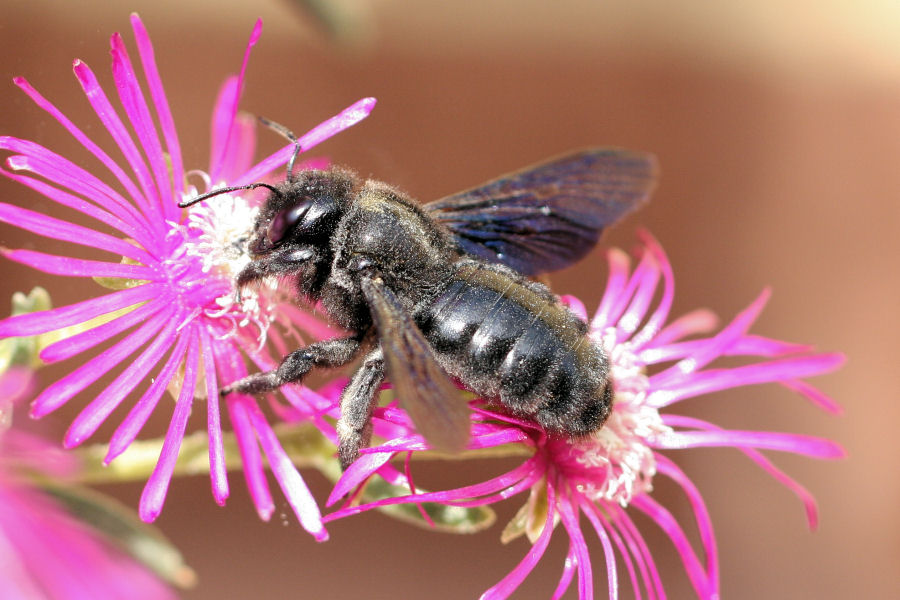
[172, 179, 281, 344]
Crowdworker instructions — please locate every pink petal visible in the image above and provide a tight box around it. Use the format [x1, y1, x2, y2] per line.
[30, 307, 171, 418]
[109, 32, 175, 221]
[215, 342, 275, 520]
[662, 414, 828, 528]
[632, 494, 716, 599]
[556, 486, 598, 600]
[480, 473, 557, 600]
[129, 13, 185, 199]
[64, 312, 181, 447]
[615, 250, 661, 340]
[652, 426, 846, 459]
[209, 19, 262, 182]
[580, 501, 645, 600]
[39, 300, 164, 364]
[140, 327, 200, 521]
[591, 248, 631, 331]
[629, 231, 675, 348]
[780, 378, 843, 414]
[559, 294, 588, 321]
[199, 327, 229, 505]
[650, 288, 771, 388]
[654, 454, 718, 590]
[245, 398, 328, 540]
[233, 97, 377, 187]
[72, 59, 161, 222]
[648, 352, 846, 408]
[0, 162, 154, 248]
[604, 250, 657, 343]
[2, 248, 157, 280]
[609, 505, 665, 600]
[644, 308, 719, 349]
[0, 283, 161, 338]
[550, 547, 578, 600]
[105, 325, 190, 463]
[0, 201, 154, 265]
[12, 77, 157, 235]
[0, 135, 154, 237]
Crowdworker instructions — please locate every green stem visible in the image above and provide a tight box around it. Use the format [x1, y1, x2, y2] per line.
[73, 424, 532, 485]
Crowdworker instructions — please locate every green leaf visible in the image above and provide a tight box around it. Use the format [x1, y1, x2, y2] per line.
[361, 476, 495, 534]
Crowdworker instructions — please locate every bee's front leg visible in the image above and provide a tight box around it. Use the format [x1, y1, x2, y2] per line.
[221, 336, 361, 396]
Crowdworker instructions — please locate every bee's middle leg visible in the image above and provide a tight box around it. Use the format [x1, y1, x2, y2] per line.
[337, 347, 385, 470]
[221, 336, 361, 396]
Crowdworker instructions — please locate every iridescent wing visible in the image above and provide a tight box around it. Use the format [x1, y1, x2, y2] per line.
[425, 148, 658, 275]
[359, 275, 470, 453]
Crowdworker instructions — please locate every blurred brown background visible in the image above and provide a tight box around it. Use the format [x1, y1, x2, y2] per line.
[0, 1, 897, 598]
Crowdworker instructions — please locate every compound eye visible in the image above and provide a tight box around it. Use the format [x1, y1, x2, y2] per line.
[265, 201, 309, 247]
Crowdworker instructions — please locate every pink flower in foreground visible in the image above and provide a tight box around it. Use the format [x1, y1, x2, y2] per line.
[0, 368, 176, 599]
[0, 14, 375, 538]
[323, 233, 845, 599]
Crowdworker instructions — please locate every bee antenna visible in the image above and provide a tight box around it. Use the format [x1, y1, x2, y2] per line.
[178, 182, 280, 208]
[258, 116, 302, 181]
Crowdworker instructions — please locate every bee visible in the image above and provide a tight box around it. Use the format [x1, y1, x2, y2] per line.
[181, 125, 657, 469]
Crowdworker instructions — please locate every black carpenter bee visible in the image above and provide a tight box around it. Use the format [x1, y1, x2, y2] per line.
[180, 125, 657, 469]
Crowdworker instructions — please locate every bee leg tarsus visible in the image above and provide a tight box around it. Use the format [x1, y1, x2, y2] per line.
[337, 347, 385, 471]
[220, 336, 363, 397]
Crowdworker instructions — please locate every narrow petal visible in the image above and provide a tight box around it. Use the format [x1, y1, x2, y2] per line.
[233, 97, 377, 187]
[609, 505, 665, 600]
[105, 324, 190, 463]
[0, 283, 160, 338]
[780, 378, 843, 414]
[40, 300, 164, 363]
[643, 308, 719, 349]
[245, 399, 328, 540]
[140, 327, 200, 521]
[648, 353, 846, 407]
[550, 547, 578, 600]
[30, 307, 171, 417]
[2, 248, 157, 280]
[654, 455, 718, 590]
[0, 163, 154, 248]
[629, 231, 675, 348]
[215, 341, 275, 520]
[556, 486, 598, 600]
[64, 312, 181, 447]
[652, 427, 846, 459]
[580, 501, 645, 600]
[650, 289, 771, 388]
[226, 395, 274, 520]
[210, 19, 262, 182]
[0, 201, 154, 265]
[591, 248, 631, 331]
[605, 250, 657, 340]
[632, 494, 716, 599]
[663, 414, 823, 529]
[0, 136, 154, 236]
[199, 327, 229, 505]
[12, 77, 157, 235]
[130, 13, 185, 198]
[615, 251, 661, 340]
[72, 59, 161, 222]
[109, 32, 175, 221]
[480, 473, 557, 600]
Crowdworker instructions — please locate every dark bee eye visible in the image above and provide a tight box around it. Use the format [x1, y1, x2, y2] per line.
[266, 201, 310, 247]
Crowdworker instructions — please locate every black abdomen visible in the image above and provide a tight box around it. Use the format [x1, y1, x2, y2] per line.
[417, 263, 611, 436]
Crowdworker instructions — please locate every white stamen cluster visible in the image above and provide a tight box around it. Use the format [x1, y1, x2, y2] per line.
[177, 182, 281, 344]
[574, 327, 671, 506]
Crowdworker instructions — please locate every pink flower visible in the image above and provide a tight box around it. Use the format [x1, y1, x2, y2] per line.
[322, 233, 845, 599]
[0, 367, 177, 599]
[0, 14, 375, 538]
